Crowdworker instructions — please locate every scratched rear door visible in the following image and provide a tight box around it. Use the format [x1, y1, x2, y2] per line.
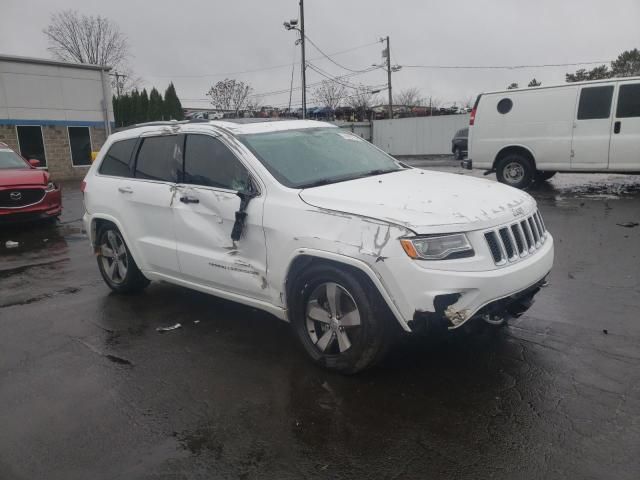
[173, 132, 268, 300]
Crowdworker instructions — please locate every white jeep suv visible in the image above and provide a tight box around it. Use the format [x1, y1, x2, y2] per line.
[83, 119, 554, 372]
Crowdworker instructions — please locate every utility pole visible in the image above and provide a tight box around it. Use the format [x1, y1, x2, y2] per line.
[385, 36, 393, 120]
[299, 0, 307, 119]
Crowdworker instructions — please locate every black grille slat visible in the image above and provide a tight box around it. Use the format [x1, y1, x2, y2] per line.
[534, 213, 545, 236]
[521, 220, 533, 249]
[498, 228, 514, 258]
[0, 188, 46, 208]
[484, 232, 503, 263]
[528, 217, 540, 244]
[511, 225, 525, 254]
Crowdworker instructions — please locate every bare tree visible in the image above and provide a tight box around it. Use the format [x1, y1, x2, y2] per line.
[507, 83, 519, 90]
[347, 85, 378, 121]
[312, 80, 346, 111]
[44, 10, 129, 67]
[206, 78, 253, 117]
[394, 87, 423, 107]
[43, 10, 138, 93]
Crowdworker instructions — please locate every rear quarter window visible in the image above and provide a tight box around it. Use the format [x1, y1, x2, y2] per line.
[98, 139, 137, 177]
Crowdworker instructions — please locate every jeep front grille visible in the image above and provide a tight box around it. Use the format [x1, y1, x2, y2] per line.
[484, 210, 548, 265]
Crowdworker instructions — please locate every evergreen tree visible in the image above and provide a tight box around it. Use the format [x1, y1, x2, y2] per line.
[611, 49, 640, 77]
[528, 78, 542, 87]
[138, 89, 150, 123]
[148, 88, 164, 121]
[164, 82, 184, 120]
[130, 89, 140, 124]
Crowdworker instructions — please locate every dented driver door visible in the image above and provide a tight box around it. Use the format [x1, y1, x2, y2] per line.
[172, 133, 268, 300]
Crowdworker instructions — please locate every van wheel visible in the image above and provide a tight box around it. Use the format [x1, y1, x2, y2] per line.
[496, 154, 534, 189]
[96, 224, 150, 293]
[535, 171, 556, 181]
[453, 147, 464, 160]
[290, 264, 391, 374]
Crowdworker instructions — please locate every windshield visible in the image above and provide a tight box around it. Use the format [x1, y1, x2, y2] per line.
[240, 127, 402, 188]
[0, 150, 29, 170]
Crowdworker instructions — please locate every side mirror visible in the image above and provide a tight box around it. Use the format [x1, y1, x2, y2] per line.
[29, 159, 41, 167]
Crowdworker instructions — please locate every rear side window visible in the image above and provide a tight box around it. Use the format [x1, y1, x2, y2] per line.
[99, 138, 137, 177]
[183, 135, 250, 190]
[135, 135, 180, 182]
[577, 86, 614, 120]
[616, 83, 640, 118]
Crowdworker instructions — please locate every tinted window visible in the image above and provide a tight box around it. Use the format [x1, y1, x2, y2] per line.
[497, 98, 513, 114]
[17, 126, 46, 167]
[68, 127, 92, 166]
[616, 83, 640, 118]
[577, 86, 613, 120]
[99, 139, 137, 177]
[135, 135, 180, 182]
[183, 135, 250, 190]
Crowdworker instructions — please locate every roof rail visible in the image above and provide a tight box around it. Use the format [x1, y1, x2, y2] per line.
[114, 118, 210, 132]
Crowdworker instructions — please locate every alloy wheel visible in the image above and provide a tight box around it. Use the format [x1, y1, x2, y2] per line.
[305, 282, 361, 354]
[100, 230, 129, 284]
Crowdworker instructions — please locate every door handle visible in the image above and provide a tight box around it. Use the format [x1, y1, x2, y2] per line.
[179, 196, 199, 204]
[614, 121, 621, 134]
[118, 187, 133, 194]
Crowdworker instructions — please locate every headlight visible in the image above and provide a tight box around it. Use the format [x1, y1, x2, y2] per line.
[45, 182, 57, 192]
[400, 234, 474, 260]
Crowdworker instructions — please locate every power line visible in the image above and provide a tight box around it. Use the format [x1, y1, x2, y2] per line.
[303, 34, 380, 73]
[401, 60, 612, 70]
[147, 40, 382, 79]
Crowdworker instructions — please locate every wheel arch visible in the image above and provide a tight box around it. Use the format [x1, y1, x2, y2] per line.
[493, 145, 536, 170]
[283, 249, 411, 332]
[90, 215, 145, 270]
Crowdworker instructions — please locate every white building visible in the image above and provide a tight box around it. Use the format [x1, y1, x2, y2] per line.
[0, 54, 114, 180]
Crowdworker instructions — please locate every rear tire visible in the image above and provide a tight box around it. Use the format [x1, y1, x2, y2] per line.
[290, 263, 392, 373]
[453, 147, 464, 160]
[496, 154, 534, 189]
[96, 224, 149, 293]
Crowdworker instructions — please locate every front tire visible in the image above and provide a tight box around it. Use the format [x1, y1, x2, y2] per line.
[496, 154, 534, 189]
[290, 264, 391, 373]
[96, 224, 149, 293]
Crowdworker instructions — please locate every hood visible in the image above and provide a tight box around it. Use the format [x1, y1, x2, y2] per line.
[299, 169, 535, 234]
[0, 168, 48, 188]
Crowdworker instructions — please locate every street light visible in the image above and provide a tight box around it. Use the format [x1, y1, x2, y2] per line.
[284, 1, 306, 119]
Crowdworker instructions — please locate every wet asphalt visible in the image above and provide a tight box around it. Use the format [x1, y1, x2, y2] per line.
[1, 163, 639, 479]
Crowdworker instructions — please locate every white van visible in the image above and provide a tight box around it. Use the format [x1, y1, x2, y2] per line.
[464, 77, 640, 188]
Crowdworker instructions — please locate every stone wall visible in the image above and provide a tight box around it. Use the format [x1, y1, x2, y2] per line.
[0, 124, 109, 181]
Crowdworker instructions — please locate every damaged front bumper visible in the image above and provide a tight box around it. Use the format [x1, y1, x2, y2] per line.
[409, 277, 547, 333]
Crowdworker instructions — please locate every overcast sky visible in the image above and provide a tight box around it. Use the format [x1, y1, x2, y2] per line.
[2, 0, 639, 109]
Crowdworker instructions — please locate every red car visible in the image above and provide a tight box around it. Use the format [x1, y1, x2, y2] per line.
[0, 142, 61, 223]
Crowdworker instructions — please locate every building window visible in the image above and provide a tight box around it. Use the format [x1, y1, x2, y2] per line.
[68, 126, 92, 166]
[16, 126, 47, 167]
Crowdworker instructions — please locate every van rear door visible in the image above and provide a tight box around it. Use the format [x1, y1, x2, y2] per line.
[571, 84, 615, 169]
[608, 80, 640, 170]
